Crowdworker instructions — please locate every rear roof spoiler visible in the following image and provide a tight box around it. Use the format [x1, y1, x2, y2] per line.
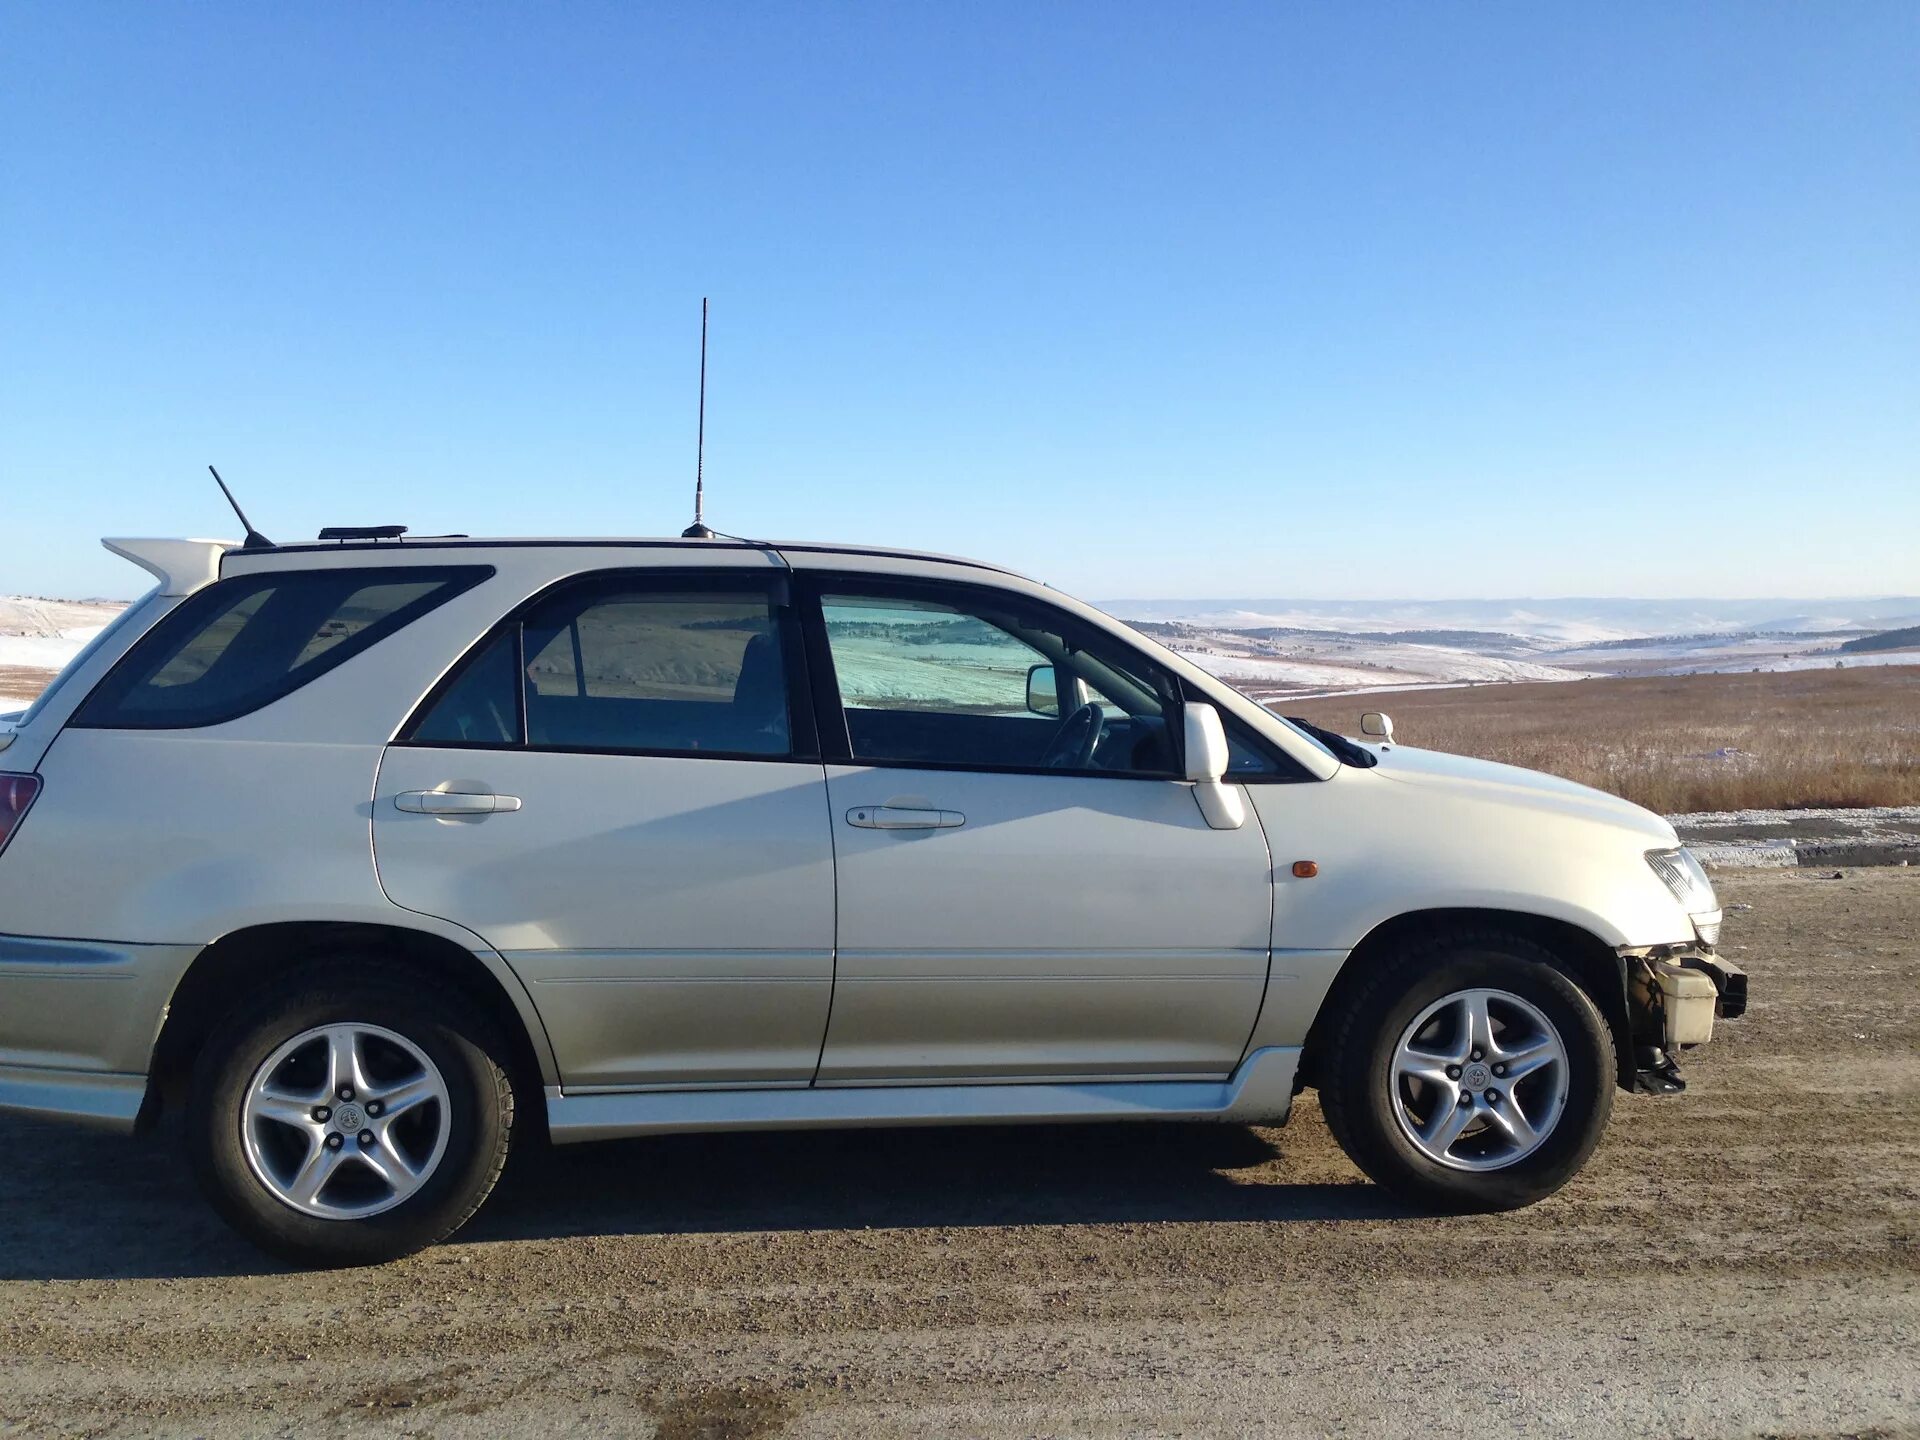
[101, 538, 236, 597]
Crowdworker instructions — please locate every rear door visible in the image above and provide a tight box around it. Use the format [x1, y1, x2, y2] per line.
[803, 576, 1275, 1083]
[373, 570, 837, 1090]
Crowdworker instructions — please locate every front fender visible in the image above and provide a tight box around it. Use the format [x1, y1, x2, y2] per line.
[1248, 769, 1692, 954]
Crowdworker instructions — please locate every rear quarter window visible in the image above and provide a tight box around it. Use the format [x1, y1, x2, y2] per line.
[72, 566, 491, 730]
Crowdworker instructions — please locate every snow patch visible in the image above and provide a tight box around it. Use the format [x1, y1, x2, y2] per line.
[1176, 639, 1596, 694]
[1673, 805, 1920, 870]
[0, 629, 103, 672]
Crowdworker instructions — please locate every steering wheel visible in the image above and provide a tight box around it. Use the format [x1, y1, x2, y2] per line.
[1041, 702, 1105, 769]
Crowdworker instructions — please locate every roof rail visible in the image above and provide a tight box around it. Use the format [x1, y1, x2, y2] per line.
[318, 525, 408, 541]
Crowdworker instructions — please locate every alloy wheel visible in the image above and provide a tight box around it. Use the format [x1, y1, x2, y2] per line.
[1389, 987, 1569, 1171]
[239, 1022, 452, 1219]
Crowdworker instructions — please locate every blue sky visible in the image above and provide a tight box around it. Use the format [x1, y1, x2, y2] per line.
[4, 3, 1915, 601]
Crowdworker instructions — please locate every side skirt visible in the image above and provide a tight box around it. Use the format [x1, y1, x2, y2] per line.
[545, 1044, 1302, 1144]
[0, 1065, 146, 1132]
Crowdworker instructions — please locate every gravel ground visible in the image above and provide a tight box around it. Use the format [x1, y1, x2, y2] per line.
[1, 869, 1916, 1438]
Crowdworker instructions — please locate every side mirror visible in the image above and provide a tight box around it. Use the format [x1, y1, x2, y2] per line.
[1182, 702, 1245, 830]
[1184, 701, 1228, 781]
[1025, 664, 1060, 717]
[1360, 711, 1394, 745]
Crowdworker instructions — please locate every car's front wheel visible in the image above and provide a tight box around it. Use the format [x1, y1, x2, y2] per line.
[1317, 931, 1615, 1211]
[187, 964, 514, 1266]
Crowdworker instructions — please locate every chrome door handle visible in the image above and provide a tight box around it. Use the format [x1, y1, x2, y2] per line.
[395, 790, 522, 815]
[846, 805, 964, 830]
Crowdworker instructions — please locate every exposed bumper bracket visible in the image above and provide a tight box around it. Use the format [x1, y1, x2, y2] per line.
[1683, 954, 1749, 1019]
[1631, 1044, 1687, 1095]
[1618, 945, 1750, 1086]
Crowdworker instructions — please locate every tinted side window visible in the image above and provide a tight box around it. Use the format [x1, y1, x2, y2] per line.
[523, 589, 789, 754]
[409, 585, 793, 757]
[409, 632, 521, 745]
[74, 567, 490, 730]
[819, 589, 1180, 776]
[1223, 719, 1312, 781]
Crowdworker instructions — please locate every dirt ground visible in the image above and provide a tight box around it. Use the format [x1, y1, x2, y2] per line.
[1, 869, 1915, 1438]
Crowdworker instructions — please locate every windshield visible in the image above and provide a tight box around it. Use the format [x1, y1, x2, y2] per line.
[12, 589, 157, 729]
[1279, 713, 1375, 767]
[1262, 710, 1340, 763]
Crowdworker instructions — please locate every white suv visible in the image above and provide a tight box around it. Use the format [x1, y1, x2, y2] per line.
[0, 532, 1745, 1265]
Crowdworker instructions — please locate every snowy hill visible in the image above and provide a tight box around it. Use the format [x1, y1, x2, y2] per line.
[1110, 597, 1920, 698]
[0, 597, 122, 709]
[1103, 597, 1920, 646]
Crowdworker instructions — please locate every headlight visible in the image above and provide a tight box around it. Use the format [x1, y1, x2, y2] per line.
[1646, 846, 1720, 943]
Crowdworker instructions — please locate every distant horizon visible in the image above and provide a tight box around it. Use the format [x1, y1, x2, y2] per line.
[8, 581, 1919, 611]
[1100, 592, 1920, 606]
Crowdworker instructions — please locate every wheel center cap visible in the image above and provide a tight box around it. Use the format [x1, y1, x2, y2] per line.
[1462, 1063, 1491, 1091]
[333, 1103, 366, 1133]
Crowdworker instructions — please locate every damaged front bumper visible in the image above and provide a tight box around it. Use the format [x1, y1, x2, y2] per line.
[1618, 944, 1749, 1094]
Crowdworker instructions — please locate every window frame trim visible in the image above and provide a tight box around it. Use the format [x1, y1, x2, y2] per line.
[392, 566, 820, 763]
[69, 565, 495, 733]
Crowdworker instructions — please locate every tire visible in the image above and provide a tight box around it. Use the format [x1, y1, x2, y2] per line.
[1317, 930, 1615, 1212]
[186, 960, 515, 1267]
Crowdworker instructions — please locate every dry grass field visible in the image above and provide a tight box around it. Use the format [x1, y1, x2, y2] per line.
[1281, 665, 1920, 813]
[0, 665, 55, 706]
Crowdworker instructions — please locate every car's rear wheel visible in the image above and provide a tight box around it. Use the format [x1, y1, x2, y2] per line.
[1317, 931, 1615, 1211]
[187, 964, 514, 1266]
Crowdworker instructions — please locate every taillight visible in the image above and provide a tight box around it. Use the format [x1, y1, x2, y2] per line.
[0, 773, 40, 857]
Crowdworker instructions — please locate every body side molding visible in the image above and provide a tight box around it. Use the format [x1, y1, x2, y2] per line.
[545, 1044, 1302, 1143]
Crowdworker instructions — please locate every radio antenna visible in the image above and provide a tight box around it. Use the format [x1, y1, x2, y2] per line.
[209, 465, 274, 549]
[682, 297, 714, 539]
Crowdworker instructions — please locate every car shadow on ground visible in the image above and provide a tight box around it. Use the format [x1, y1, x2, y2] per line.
[469, 1122, 1414, 1243]
[0, 1115, 1416, 1282]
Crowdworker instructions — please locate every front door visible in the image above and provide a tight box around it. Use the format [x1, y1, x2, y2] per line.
[373, 570, 836, 1090]
[805, 579, 1274, 1084]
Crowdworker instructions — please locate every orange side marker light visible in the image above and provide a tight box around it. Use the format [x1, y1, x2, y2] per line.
[1292, 860, 1319, 878]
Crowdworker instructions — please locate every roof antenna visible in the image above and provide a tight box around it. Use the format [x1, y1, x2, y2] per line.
[209, 465, 274, 549]
[682, 297, 715, 539]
